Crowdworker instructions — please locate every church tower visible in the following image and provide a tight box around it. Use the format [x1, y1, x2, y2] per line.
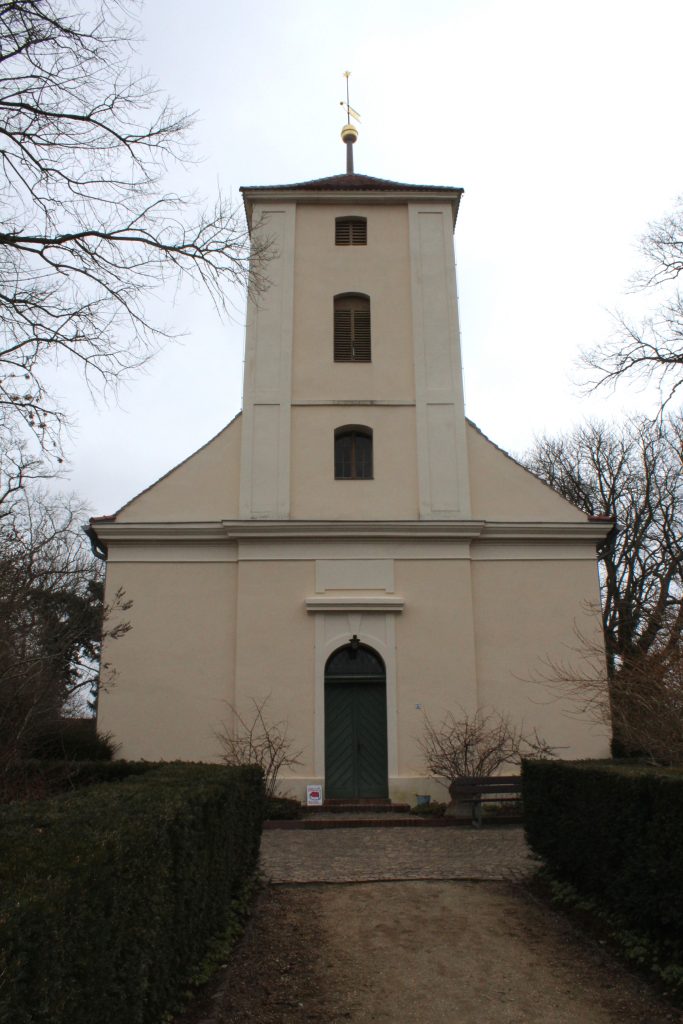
[92, 117, 611, 802]
[238, 150, 470, 522]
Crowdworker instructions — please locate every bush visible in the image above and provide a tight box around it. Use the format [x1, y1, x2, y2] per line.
[0, 758, 158, 803]
[522, 759, 683, 956]
[264, 796, 301, 820]
[0, 762, 264, 1024]
[410, 801, 447, 817]
[31, 719, 118, 761]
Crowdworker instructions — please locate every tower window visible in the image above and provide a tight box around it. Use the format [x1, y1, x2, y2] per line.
[334, 293, 371, 362]
[335, 426, 373, 480]
[335, 217, 367, 245]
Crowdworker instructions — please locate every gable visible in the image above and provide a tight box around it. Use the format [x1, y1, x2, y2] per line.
[114, 414, 242, 523]
[467, 420, 587, 523]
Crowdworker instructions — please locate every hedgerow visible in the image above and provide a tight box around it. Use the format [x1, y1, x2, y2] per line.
[0, 762, 264, 1024]
[522, 759, 683, 992]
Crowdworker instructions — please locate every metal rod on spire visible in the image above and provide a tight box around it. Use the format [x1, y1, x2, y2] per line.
[340, 71, 360, 174]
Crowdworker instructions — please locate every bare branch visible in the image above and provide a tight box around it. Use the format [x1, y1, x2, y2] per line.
[581, 196, 683, 409]
[215, 696, 303, 800]
[524, 415, 683, 761]
[418, 706, 554, 786]
[0, 0, 270, 459]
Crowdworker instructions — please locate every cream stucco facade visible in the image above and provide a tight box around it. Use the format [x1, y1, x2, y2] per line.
[92, 167, 610, 803]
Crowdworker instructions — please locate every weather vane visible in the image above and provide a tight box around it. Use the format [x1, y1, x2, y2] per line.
[340, 70, 361, 126]
[340, 71, 360, 174]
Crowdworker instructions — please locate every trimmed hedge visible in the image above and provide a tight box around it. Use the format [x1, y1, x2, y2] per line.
[522, 759, 683, 948]
[0, 758, 160, 803]
[0, 763, 264, 1024]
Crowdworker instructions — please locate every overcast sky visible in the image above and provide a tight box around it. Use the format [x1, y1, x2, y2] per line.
[55, 0, 683, 515]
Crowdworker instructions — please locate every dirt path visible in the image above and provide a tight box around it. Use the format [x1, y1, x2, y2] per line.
[177, 880, 682, 1024]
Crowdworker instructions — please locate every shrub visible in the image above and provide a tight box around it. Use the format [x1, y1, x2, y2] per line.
[0, 758, 158, 804]
[216, 695, 303, 799]
[522, 759, 683, 952]
[410, 801, 447, 817]
[264, 796, 301, 820]
[0, 762, 264, 1024]
[31, 719, 119, 761]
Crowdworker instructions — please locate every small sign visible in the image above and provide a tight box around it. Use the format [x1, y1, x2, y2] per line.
[306, 785, 323, 806]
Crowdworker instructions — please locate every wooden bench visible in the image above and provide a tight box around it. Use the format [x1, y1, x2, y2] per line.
[450, 775, 522, 827]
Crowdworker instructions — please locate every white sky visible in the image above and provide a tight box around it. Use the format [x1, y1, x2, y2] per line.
[54, 0, 683, 515]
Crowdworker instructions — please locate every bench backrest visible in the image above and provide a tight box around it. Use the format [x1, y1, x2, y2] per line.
[451, 775, 522, 797]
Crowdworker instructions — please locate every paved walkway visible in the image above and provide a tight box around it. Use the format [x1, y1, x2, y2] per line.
[260, 824, 535, 883]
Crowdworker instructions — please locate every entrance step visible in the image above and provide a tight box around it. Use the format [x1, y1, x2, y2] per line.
[264, 814, 468, 830]
[311, 801, 411, 815]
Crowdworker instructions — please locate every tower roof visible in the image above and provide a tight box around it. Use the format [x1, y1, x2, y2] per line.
[240, 172, 463, 194]
[240, 172, 464, 229]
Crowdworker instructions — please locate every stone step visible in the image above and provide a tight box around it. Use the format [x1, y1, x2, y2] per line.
[264, 815, 466, 830]
[307, 801, 411, 815]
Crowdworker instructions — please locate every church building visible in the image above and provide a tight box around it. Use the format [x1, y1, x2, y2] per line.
[90, 123, 611, 802]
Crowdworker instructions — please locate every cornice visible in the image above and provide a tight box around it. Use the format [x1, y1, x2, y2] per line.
[92, 518, 612, 545]
[93, 522, 228, 543]
[479, 522, 611, 541]
[223, 520, 486, 539]
[305, 596, 405, 613]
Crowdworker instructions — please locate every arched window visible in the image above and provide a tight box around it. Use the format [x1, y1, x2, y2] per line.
[334, 426, 373, 480]
[335, 216, 367, 246]
[334, 293, 371, 362]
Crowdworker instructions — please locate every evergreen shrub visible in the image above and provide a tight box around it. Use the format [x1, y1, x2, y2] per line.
[522, 759, 683, 948]
[264, 795, 301, 819]
[0, 763, 264, 1024]
[32, 719, 118, 761]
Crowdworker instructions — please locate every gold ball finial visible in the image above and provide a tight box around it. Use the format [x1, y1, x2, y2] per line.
[341, 124, 358, 144]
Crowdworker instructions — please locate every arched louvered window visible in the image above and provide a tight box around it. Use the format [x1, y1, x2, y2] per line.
[334, 294, 371, 362]
[335, 216, 367, 245]
[334, 426, 373, 480]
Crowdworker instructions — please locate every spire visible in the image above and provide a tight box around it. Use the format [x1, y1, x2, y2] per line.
[340, 70, 360, 174]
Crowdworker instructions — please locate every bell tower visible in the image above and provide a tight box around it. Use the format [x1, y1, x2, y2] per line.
[238, 119, 470, 522]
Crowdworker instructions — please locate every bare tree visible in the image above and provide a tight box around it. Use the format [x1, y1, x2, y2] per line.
[216, 696, 303, 799]
[524, 416, 683, 758]
[583, 196, 683, 409]
[0, 0, 268, 458]
[418, 707, 554, 785]
[0, 429, 55, 519]
[0, 484, 129, 769]
[525, 416, 683, 679]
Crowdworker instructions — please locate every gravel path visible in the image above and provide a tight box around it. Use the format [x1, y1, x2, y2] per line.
[173, 827, 682, 1024]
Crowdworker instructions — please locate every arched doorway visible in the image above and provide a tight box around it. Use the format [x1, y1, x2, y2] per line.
[324, 642, 388, 799]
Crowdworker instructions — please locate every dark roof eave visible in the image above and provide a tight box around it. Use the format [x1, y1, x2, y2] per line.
[241, 171, 463, 194]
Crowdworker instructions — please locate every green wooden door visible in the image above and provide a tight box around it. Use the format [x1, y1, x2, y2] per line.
[324, 645, 388, 800]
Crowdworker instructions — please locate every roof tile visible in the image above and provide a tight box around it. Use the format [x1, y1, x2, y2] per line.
[240, 172, 462, 194]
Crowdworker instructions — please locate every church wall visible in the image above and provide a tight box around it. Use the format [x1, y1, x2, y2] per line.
[289, 405, 419, 519]
[471, 556, 610, 758]
[115, 416, 242, 523]
[467, 422, 586, 523]
[291, 204, 415, 403]
[97, 560, 237, 761]
[392, 558, 479, 799]
[233, 559, 317, 777]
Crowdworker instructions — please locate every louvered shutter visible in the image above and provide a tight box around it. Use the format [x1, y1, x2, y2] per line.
[336, 220, 351, 245]
[351, 307, 371, 361]
[335, 218, 367, 245]
[351, 219, 367, 244]
[334, 308, 353, 360]
[334, 295, 371, 362]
